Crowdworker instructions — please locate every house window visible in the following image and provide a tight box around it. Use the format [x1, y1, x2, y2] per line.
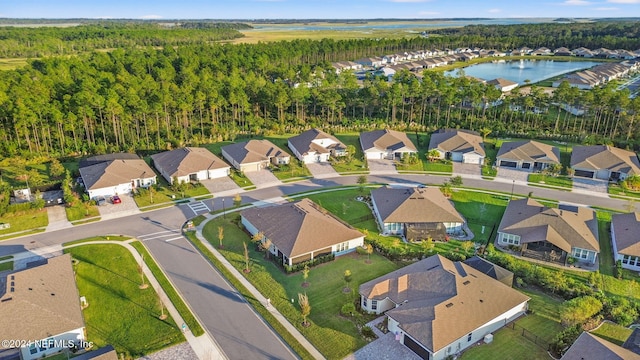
[468, 333, 473, 342]
[29, 344, 38, 355]
[363, 298, 368, 308]
[371, 300, 378, 310]
[573, 248, 590, 260]
[623, 255, 630, 264]
[338, 242, 349, 252]
[501, 233, 520, 245]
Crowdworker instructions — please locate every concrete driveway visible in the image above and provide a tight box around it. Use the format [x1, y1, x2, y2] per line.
[368, 159, 397, 174]
[453, 162, 481, 177]
[98, 193, 141, 220]
[497, 168, 530, 182]
[46, 205, 72, 231]
[200, 176, 240, 194]
[573, 177, 609, 194]
[306, 162, 339, 178]
[244, 169, 282, 188]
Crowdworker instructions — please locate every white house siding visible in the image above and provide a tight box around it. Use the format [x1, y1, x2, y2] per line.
[208, 167, 230, 179]
[331, 236, 365, 256]
[450, 152, 464, 162]
[571, 247, 598, 264]
[443, 222, 463, 233]
[365, 150, 387, 160]
[595, 169, 611, 181]
[21, 327, 85, 360]
[239, 161, 265, 173]
[361, 296, 395, 315]
[241, 216, 259, 237]
[300, 153, 330, 164]
[88, 176, 155, 199]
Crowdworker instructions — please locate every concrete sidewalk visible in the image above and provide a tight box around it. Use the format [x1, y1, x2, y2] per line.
[195, 210, 327, 360]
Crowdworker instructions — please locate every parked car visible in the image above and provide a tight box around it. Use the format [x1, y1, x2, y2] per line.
[111, 195, 121, 204]
[94, 196, 107, 206]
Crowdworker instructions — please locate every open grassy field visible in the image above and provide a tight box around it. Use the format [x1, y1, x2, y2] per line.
[64, 244, 184, 357]
[202, 213, 399, 360]
[0, 209, 48, 235]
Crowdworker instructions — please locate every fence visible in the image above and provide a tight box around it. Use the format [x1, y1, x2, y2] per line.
[505, 320, 551, 351]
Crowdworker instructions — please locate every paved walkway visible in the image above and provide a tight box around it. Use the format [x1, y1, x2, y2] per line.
[194, 211, 327, 360]
[345, 317, 420, 360]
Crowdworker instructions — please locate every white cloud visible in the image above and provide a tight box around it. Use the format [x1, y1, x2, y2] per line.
[594, 6, 619, 9]
[561, 0, 591, 4]
[607, 0, 640, 3]
[141, 14, 163, 19]
[488, 8, 502, 13]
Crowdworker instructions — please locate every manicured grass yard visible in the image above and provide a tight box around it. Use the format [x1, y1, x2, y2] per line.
[333, 133, 369, 173]
[304, 188, 378, 231]
[65, 202, 100, 221]
[133, 183, 210, 208]
[272, 160, 312, 181]
[65, 244, 184, 357]
[0, 209, 48, 235]
[591, 322, 633, 346]
[450, 190, 508, 245]
[608, 184, 640, 199]
[202, 214, 399, 360]
[460, 287, 563, 360]
[528, 174, 573, 189]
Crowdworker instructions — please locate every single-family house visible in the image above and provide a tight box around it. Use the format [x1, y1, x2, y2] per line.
[562, 332, 640, 360]
[0, 254, 87, 360]
[611, 212, 640, 271]
[554, 47, 573, 56]
[355, 57, 385, 68]
[497, 199, 600, 265]
[359, 255, 529, 360]
[531, 47, 551, 56]
[496, 140, 561, 171]
[571, 145, 640, 181]
[79, 154, 156, 199]
[360, 129, 417, 160]
[370, 187, 464, 240]
[287, 128, 347, 164]
[241, 198, 364, 266]
[376, 67, 396, 81]
[221, 140, 290, 173]
[487, 78, 519, 92]
[428, 129, 485, 164]
[150, 147, 230, 185]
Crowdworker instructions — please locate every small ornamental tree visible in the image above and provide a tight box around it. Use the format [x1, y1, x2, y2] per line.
[365, 243, 373, 263]
[302, 264, 310, 287]
[233, 193, 242, 206]
[357, 175, 367, 192]
[343, 269, 352, 292]
[298, 292, 311, 327]
[243, 242, 250, 273]
[217, 226, 224, 248]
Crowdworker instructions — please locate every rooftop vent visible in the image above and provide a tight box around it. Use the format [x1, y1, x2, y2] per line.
[463, 280, 471, 285]
[446, 303, 454, 308]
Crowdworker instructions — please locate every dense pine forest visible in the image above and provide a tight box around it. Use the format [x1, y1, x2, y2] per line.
[0, 20, 639, 158]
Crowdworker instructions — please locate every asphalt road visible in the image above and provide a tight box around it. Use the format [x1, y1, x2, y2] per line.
[1, 173, 638, 360]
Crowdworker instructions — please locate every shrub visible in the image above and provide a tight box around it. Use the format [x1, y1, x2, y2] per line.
[550, 325, 582, 358]
[341, 302, 356, 317]
[361, 326, 376, 339]
[282, 253, 336, 274]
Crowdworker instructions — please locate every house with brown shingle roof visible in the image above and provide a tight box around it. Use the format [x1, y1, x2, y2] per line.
[0, 254, 87, 360]
[241, 198, 364, 266]
[571, 145, 640, 181]
[151, 147, 230, 185]
[287, 129, 347, 164]
[359, 255, 529, 360]
[360, 129, 417, 160]
[428, 129, 485, 164]
[496, 140, 560, 171]
[79, 154, 156, 199]
[497, 198, 600, 265]
[487, 78, 519, 92]
[370, 187, 464, 241]
[611, 212, 640, 271]
[221, 140, 290, 173]
[562, 332, 640, 360]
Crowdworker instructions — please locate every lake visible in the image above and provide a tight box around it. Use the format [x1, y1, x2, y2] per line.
[445, 59, 602, 85]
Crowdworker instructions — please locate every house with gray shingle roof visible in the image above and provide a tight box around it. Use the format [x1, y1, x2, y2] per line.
[287, 129, 347, 164]
[359, 255, 529, 360]
[487, 78, 519, 92]
[496, 140, 560, 171]
[428, 129, 485, 164]
[570, 145, 640, 181]
[79, 154, 156, 198]
[241, 198, 364, 266]
[497, 198, 600, 265]
[360, 129, 417, 160]
[0, 254, 87, 360]
[562, 332, 640, 360]
[151, 147, 230, 185]
[221, 140, 290, 173]
[370, 187, 464, 240]
[611, 212, 640, 271]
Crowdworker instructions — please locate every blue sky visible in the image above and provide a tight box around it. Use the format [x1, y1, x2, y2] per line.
[3, 0, 640, 19]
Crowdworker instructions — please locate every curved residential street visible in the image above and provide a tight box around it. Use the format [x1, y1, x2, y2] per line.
[0, 173, 637, 360]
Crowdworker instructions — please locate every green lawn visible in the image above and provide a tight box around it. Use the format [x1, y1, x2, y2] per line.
[608, 184, 640, 199]
[304, 188, 376, 230]
[63, 235, 130, 247]
[0, 261, 12, 271]
[130, 241, 205, 337]
[202, 214, 399, 360]
[423, 160, 453, 174]
[228, 169, 255, 188]
[450, 190, 508, 245]
[65, 244, 184, 357]
[481, 165, 497, 177]
[332, 133, 369, 173]
[0, 209, 48, 235]
[597, 217, 615, 277]
[65, 202, 100, 221]
[272, 160, 312, 181]
[460, 287, 563, 360]
[528, 174, 573, 189]
[133, 183, 210, 208]
[591, 322, 633, 346]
